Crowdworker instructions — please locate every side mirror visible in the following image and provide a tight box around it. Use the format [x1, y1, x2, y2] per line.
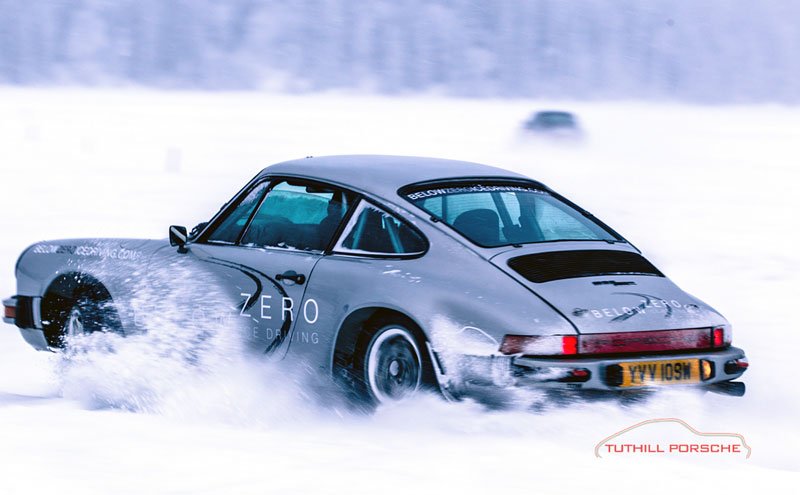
[169, 225, 188, 252]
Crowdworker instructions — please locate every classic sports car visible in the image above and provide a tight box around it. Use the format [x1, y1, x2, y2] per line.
[3, 155, 748, 405]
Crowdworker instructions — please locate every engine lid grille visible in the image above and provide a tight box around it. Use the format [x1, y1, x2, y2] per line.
[508, 249, 663, 283]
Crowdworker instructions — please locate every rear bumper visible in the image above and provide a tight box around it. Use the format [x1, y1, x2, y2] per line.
[512, 346, 747, 390]
[448, 346, 748, 395]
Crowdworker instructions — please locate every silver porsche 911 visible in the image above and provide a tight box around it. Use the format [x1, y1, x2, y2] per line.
[3, 155, 749, 405]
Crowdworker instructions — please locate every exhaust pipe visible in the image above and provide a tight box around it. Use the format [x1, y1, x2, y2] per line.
[707, 381, 746, 397]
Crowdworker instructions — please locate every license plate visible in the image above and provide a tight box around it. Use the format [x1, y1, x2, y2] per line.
[619, 359, 700, 387]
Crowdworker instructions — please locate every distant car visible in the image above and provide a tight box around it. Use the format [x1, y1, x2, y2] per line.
[3, 155, 748, 407]
[523, 110, 583, 138]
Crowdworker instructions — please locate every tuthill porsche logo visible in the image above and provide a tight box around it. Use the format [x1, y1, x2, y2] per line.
[595, 418, 751, 458]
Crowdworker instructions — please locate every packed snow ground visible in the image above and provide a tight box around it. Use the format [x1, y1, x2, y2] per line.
[0, 89, 798, 494]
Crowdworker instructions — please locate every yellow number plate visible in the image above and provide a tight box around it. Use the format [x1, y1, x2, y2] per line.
[619, 359, 700, 387]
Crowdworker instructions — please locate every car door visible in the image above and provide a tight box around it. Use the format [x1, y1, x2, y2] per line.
[150, 177, 355, 355]
[282, 199, 429, 367]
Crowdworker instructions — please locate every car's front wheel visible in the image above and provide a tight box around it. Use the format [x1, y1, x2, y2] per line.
[64, 303, 86, 338]
[359, 323, 424, 405]
[61, 294, 121, 345]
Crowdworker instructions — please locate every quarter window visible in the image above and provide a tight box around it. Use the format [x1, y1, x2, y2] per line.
[336, 202, 426, 255]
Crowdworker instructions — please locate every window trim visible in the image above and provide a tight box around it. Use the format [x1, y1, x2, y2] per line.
[331, 199, 429, 259]
[196, 177, 273, 246]
[192, 170, 264, 244]
[195, 175, 358, 254]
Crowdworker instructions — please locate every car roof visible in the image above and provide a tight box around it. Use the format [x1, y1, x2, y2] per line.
[258, 155, 530, 201]
[535, 110, 574, 116]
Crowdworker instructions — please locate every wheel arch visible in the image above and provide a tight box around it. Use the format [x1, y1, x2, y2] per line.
[332, 306, 429, 365]
[331, 306, 437, 390]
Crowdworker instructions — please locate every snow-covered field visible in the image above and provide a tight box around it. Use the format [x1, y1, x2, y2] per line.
[0, 89, 798, 493]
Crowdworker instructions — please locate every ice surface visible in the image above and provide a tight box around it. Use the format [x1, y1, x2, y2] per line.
[0, 89, 798, 493]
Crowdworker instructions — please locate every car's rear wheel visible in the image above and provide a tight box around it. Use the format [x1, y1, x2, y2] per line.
[353, 322, 427, 406]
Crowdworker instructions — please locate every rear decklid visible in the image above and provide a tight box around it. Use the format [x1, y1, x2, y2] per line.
[491, 242, 725, 334]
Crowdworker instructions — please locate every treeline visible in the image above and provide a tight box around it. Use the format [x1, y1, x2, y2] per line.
[0, 0, 797, 101]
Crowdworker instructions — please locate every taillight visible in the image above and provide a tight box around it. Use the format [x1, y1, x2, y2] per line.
[712, 327, 724, 347]
[501, 326, 730, 357]
[712, 326, 731, 348]
[579, 328, 712, 354]
[500, 335, 579, 356]
[3, 304, 14, 320]
[562, 335, 578, 355]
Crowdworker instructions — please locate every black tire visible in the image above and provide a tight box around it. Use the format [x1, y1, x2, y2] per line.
[352, 320, 433, 406]
[61, 293, 122, 346]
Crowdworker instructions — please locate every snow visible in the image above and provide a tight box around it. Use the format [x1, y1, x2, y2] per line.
[1, 88, 799, 493]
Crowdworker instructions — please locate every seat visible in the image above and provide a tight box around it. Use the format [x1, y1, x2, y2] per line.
[356, 208, 394, 252]
[315, 201, 345, 250]
[241, 215, 292, 247]
[453, 209, 500, 246]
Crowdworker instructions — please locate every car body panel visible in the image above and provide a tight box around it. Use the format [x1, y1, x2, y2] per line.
[489, 243, 725, 334]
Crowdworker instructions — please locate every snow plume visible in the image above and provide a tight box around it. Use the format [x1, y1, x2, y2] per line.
[56, 256, 314, 425]
[425, 316, 709, 413]
[428, 315, 549, 408]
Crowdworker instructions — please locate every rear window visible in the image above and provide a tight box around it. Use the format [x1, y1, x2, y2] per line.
[405, 183, 619, 248]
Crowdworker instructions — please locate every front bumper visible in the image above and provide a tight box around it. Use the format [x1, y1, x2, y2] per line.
[3, 295, 50, 351]
[447, 346, 748, 394]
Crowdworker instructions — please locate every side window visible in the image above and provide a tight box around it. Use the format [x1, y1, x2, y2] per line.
[205, 181, 270, 244]
[336, 202, 426, 255]
[240, 180, 352, 251]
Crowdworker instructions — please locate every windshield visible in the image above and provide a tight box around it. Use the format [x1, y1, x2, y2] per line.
[537, 113, 574, 126]
[406, 184, 620, 247]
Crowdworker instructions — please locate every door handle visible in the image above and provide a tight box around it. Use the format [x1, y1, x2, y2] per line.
[275, 270, 306, 285]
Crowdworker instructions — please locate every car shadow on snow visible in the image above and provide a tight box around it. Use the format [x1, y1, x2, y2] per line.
[0, 391, 60, 407]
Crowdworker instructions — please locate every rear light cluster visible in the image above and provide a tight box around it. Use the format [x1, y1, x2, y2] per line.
[500, 326, 731, 357]
[712, 326, 732, 347]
